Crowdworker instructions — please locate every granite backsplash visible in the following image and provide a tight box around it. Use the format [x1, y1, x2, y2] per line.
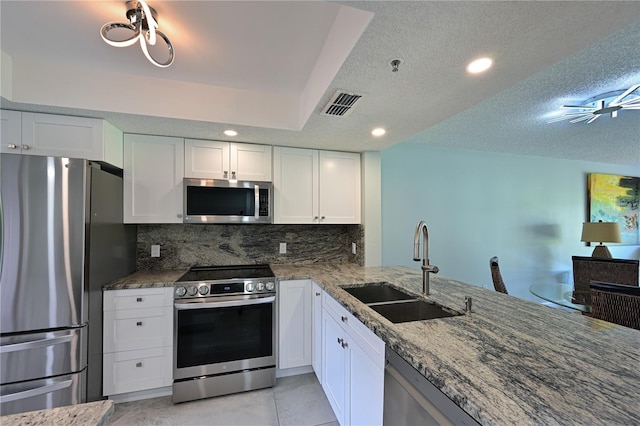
[136, 224, 364, 270]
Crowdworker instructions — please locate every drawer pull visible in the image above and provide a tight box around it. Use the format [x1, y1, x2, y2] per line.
[136, 297, 143, 302]
[136, 321, 143, 326]
[341, 340, 348, 349]
[136, 362, 143, 368]
[337, 337, 343, 345]
[315, 292, 321, 296]
[341, 316, 348, 322]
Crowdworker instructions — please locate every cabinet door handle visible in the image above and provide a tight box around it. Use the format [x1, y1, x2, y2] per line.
[315, 292, 321, 296]
[136, 321, 143, 326]
[231, 171, 236, 179]
[7, 144, 17, 149]
[337, 337, 343, 345]
[224, 171, 228, 178]
[177, 213, 183, 219]
[341, 341, 348, 349]
[136, 297, 143, 302]
[321, 216, 326, 220]
[341, 316, 348, 322]
[136, 362, 143, 368]
[21, 145, 29, 150]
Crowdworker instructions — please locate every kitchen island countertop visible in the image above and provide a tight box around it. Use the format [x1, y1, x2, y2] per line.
[1, 400, 113, 426]
[105, 263, 640, 425]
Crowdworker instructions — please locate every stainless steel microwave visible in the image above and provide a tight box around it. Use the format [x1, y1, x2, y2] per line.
[183, 178, 273, 224]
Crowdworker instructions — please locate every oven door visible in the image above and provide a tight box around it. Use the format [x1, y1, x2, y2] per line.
[173, 294, 276, 381]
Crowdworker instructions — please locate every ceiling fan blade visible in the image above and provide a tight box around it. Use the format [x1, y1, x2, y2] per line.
[561, 105, 596, 110]
[569, 115, 593, 124]
[547, 113, 590, 123]
[610, 84, 640, 106]
[617, 97, 640, 106]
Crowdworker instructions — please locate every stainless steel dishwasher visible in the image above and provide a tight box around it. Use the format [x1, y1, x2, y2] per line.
[384, 348, 479, 426]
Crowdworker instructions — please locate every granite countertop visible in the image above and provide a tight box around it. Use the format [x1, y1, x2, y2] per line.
[1, 400, 113, 426]
[105, 264, 640, 425]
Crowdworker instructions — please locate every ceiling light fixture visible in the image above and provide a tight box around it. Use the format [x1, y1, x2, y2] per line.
[371, 128, 386, 137]
[466, 57, 493, 74]
[224, 130, 238, 137]
[101, 0, 174, 68]
[549, 84, 640, 124]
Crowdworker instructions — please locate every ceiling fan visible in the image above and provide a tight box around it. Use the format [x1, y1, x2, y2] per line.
[549, 84, 640, 124]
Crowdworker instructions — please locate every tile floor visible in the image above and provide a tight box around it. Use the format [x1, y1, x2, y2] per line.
[106, 373, 338, 426]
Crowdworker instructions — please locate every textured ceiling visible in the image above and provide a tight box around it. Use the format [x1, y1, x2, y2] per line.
[1, 1, 639, 166]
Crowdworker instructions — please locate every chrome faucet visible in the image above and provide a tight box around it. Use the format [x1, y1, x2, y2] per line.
[413, 221, 439, 295]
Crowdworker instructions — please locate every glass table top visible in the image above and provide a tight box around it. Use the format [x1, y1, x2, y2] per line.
[529, 283, 592, 314]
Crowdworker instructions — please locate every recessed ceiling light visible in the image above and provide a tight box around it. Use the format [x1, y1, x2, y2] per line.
[371, 128, 386, 137]
[224, 130, 238, 137]
[466, 57, 493, 74]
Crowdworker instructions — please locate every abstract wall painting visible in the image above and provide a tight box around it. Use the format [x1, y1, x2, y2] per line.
[587, 173, 640, 245]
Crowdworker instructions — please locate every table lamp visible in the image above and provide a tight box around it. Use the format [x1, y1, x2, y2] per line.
[580, 221, 622, 258]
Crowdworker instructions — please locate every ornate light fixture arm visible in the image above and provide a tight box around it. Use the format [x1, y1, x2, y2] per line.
[101, 0, 174, 68]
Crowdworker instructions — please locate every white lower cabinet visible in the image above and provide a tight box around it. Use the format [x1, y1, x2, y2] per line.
[312, 282, 323, 382]
[321, 293, 385, 426]
[103, 287, 174, 397]
[278, 280, 312, 370]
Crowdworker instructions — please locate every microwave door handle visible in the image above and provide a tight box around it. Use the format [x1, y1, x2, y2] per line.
[175, 295, 275, 310]
[254, 185, 259, 218]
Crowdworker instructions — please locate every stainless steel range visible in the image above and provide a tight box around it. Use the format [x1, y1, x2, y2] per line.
[172, 265, 276, 404]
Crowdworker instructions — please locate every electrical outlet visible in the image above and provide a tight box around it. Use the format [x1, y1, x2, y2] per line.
[151, 244, 160, 257]
[352, 242, 357, 255]
[279, 243, 287, 254]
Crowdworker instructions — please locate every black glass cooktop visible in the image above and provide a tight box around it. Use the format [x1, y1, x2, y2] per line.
[177, 264, 274, 282]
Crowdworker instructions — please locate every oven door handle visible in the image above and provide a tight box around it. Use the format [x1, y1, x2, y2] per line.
[174, 295, 275, 310]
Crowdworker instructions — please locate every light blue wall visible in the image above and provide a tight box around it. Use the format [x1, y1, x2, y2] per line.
[381, 144, 640, 302]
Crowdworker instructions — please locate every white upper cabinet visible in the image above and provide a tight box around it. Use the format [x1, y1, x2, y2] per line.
[184, 139, 272, 181]
[273, 147, 360, 224]
[0, 110, 21, 150]
[1, 111, 123, 167]
[318, 150, 361, 224]
[124, 134, 184, 224]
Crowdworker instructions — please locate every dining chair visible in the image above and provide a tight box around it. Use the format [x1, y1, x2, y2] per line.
[489, 256, 508, 294]
[571, 256, 639, 305]
[589, 281, 640, 330]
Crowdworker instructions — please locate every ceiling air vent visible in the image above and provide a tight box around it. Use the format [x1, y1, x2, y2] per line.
[321, 90, 363, 117]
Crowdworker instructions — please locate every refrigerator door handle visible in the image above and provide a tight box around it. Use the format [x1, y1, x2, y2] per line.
[0, 380, 73, 404]
[0, 333, 74, 354]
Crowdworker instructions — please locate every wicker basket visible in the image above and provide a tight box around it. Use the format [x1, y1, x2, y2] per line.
[590, 281, 640, 330]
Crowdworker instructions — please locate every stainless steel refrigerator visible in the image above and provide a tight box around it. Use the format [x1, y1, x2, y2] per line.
[0, 154, 135, 415]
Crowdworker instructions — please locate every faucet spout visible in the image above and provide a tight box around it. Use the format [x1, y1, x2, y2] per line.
[413, 221, 438, 295]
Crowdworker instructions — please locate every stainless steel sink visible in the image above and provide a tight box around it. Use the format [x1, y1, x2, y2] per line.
[341, 283, 461, 323]
[370, 300, 459, 323]
[342, 282, 415, 304]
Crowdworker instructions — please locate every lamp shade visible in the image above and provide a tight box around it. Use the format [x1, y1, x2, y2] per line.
[580, 222, 622, 243]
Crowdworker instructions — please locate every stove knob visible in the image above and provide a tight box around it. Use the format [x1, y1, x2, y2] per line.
[246, 282, 255, 292]
[175, 286, 187, 297]
[256, 282, 265, 292]
[265, 282, 275, 291]
[187, 286, 198, 296]
[198, 285, 209, 295]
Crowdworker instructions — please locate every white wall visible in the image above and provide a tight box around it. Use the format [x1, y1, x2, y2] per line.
[380, 144, 639, 302]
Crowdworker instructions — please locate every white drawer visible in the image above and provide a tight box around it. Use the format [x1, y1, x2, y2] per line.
[323, 292, 385, 366]
[103, 306, 173, 353]
[104, 287, 173, 311]
[103, 347, 172, 396]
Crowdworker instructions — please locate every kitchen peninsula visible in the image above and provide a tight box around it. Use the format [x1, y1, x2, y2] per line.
[106, 263, 640, 425]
